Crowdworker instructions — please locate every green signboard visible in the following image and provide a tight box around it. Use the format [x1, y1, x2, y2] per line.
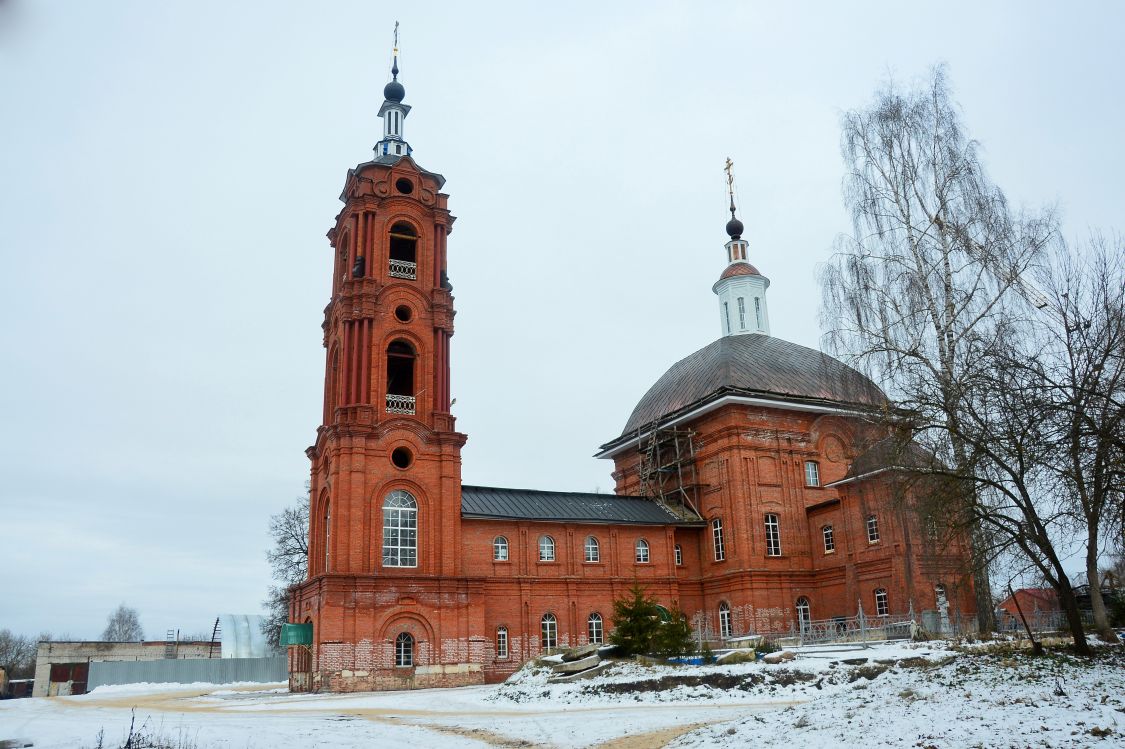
[279, 622, 313, 646]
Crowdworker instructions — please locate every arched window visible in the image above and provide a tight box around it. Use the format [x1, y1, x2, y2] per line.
[496, 627, 508, 659]
[874, 588, 889, 616]
[493, 536, 509, 561]
[388, 222, 417, 280]
[805, 461, 820, 487]
[326, 347, 340, 419]
[386, 340, 416, 414]
[382, 490, 417, 567]
[718, 601, 732, 639]
[587, 613, 603, 644]
[323, 500, 331, 572]
[538, 535, 555, 562]
[737, 297, 747, 330]
[541, 613, 558, 651]
[674, 544, 683, 566]
[795, 597, 811, 633]
[866, 514, 880, 544]
[635, 539, 650, 563]
[394, 632, 414, 667]
[822, 524, 835, 554]
[584, 536, 600, 563]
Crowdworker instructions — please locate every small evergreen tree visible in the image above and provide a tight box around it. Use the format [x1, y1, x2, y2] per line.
[609, 584, 661, 656]
[653, 607, 695, 658]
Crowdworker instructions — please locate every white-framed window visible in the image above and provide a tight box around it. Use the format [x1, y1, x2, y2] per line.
[539, 535, 556, 562]
[795, 597, 811, 632]
[712, 518, 725, 561]
[822, 524, 835, 554]
[382, 490, 418, 567]
[635, 539, 650, 563]
[394, 632, 414, 667]
[718, 601, 732, 639]
[584, 535, 600, 563]
[674, 544, 683, 566]
[737, 297, 747, 330]
[587, 613, 603, 644]
[493, 536, 509, 561]
[754, 297, 763, 328]
[723, 302, 731, 335]
[765, 513, 781, 557]
[866, 515, 880, 544]
[496, 627, 508, 659]
[805, 460, 820, 487]
[541, 613, 558, 650]
[875, 588, 889, 616]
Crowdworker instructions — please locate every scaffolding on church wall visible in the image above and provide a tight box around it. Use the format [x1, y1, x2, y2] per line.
[636, 424, 702, 521]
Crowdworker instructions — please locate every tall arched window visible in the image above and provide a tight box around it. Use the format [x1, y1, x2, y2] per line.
[718, 601, 732, 639]
[326, 347, 340, 419]
[712, 518, 725, 561]
[394, 632, 414, 667]
[323, 500, 331, 573]
[493, 536, 509, 561]
[386, 340, 416, 415]
[635, 539, 650, 563]
[538, 535, 555, 562]
[874, 588, 889, 616]
[541, 613, 558, 650]
[674, 544, 683, 566]
[795, 597, 811, 633]
[388, 222, 418, 280]
[584, 536, 600, 563]
[587, 613, 603, 644]
[496, 627, 508, 659]
[382, 490, 417, 567]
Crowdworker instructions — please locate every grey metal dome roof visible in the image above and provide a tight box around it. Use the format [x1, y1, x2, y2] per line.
[619, 333, 885, 436]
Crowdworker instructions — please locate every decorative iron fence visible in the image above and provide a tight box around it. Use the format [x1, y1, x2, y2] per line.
[386, 394, 416, 414]
[389, 259, 417, 279]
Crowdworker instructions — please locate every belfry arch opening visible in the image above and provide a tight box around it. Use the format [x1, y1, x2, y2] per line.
[388, 222, 418, 280]
[386, 339, 416, 415]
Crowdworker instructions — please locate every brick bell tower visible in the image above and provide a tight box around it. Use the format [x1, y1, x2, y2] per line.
[290, 36, 477, 692]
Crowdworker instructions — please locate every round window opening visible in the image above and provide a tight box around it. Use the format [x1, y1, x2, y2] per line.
[391, 447, 413, 469]
[394, 305, 412, 322]
[395, 178, 414, 195]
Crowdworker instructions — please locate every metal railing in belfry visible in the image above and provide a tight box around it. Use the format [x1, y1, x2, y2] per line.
[386, 394, 416, 415]
[389, 259, 417, 279]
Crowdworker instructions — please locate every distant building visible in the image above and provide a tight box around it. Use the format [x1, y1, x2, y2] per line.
[996, 588, 1059, 619]
[288, 48, 976, 693]
[32, 640, 213, 697]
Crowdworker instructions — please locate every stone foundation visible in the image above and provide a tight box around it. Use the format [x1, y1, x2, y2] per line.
[312, 662, 485, 692]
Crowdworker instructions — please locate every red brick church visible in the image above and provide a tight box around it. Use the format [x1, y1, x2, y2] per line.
[288, 53, 976, 692]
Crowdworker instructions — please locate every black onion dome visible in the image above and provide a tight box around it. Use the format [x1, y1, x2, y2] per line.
[619, 333, 885, 436]
[384, 79, 406, 102]
[725, 217, 744, 239]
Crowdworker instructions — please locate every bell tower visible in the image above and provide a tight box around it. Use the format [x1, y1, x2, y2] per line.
[293, 33, 471, 692]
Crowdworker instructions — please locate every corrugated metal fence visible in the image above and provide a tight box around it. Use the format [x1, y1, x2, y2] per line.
[88, 656, 286, 691]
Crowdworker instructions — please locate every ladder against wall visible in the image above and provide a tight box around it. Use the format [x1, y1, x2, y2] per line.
[208, 617, 222, 658]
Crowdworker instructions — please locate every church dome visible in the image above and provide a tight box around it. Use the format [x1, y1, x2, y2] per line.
[384, 79, 406, 102]
[619, 333, 885, 436]
[718, 262, 762, 281]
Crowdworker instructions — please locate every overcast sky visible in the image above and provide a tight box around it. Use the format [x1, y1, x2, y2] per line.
[2, 1, 1122, 639]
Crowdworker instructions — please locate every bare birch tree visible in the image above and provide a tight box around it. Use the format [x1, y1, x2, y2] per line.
[101, 603, 144, 642]
[820, 65, 1058, 634]
[262, 489, 309, 647]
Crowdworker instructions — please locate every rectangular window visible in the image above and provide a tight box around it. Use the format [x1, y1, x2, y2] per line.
[822, 525, 835, 553]
[866, 515, 880, 544]
[496, 627, 508, 659]
[805, 461, 820, 487]
[737, 297, 746, 330]
[723, 302, 731, 334]
[875, 589, 889, 616]
[712, 518, 725, 561]
[754, 297, 762, 328]
[765, 513, 781, 557]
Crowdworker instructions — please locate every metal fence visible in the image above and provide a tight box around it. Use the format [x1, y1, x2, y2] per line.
[87, 656, 286, 691]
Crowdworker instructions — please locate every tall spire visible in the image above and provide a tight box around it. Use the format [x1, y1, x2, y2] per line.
[712, 157, 770, 337]
[375, 21, 412, 159]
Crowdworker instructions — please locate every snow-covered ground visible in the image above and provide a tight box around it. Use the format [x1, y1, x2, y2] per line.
[1, 639, 1121, 748]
